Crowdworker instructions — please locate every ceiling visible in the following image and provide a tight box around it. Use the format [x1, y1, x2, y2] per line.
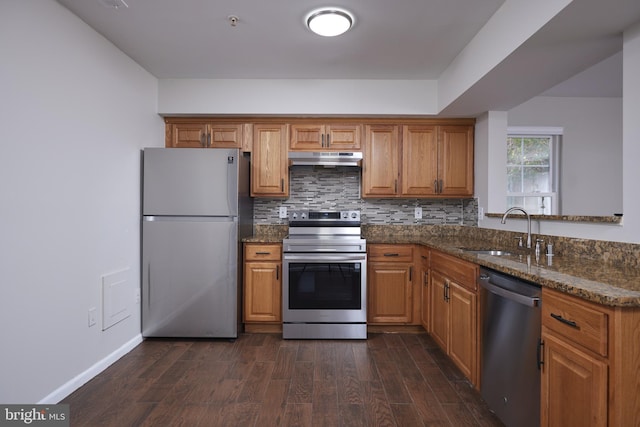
[57, 0, 639, 114]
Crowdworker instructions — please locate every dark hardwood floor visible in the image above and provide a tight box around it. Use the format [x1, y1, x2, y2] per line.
[62, 333, 504, 426]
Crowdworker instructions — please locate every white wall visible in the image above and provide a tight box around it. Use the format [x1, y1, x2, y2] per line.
[621, 22, 640, 243]
[0, 1, 163, 403]
[438, 0, 572, 111]
[478, 23, 640, 244]
[508, 96, 623, 216]
[475, 111, 508, 217]
[158, 79, 438, 116]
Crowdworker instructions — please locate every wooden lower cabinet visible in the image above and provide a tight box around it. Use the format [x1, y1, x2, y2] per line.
[540, 287, 640, 427]
[243, 244, 282, 323]
[429, 250, 478, 386]
[429, 270, 449, 350]
[541, 331, 608, 427]
[420, 247, 430, 332]
[367, 244, 419, 325]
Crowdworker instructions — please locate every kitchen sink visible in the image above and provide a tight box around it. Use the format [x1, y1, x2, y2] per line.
[459, 248, 514, 256]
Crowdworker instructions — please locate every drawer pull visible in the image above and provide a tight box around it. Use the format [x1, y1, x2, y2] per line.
[383, 253, 400, 257]
[255, 251, 271, 255]
[550, 313, 579, 329]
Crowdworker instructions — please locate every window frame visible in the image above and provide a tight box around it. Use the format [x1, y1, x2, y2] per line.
[506, 127, 562, 215]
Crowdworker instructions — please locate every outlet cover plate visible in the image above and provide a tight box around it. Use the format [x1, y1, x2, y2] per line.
[415, 207, 422, 219]
[279, 206, 288, 219]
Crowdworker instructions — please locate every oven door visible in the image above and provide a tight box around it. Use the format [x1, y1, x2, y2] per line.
[283, 253, 367, 323]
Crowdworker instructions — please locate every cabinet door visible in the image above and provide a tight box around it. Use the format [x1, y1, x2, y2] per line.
[420, 247, 430, 331]
[402, 125, 438, 195]
[429, 270, 449, 351]
[363, 125, 399, 196]
[244, 261, 281, 322]
[368, 262, 413, 323]
[421, 267, 430, 332]
[438, 125, 474, 196]
[448, 281, 477, 381]
[251, 123, 288, 197]
[208, 123, 243, 148]
[169, 122, 208, 148]
[290, 124, 325, 150]
[541, 332, 607, 427]
[326, 124, 361, 150]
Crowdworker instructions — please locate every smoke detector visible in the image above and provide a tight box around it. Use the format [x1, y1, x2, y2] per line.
[98, 0, 129, 9]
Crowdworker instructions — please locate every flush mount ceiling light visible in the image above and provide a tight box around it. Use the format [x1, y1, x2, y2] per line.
[306, 8, 354, 37]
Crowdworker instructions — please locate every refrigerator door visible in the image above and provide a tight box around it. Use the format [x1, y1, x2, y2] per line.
[143, 148, 239, 217]
[142, 217, 238, 338]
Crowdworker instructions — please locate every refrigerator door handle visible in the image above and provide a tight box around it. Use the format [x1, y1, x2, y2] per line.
[146, 263, 151, 309]
[227, 153, 237, 215]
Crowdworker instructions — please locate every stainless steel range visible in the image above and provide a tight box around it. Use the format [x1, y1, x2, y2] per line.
[282, 210, 367, 339]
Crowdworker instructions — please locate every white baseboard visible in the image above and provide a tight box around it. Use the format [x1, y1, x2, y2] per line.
[38, 334, 143, 404]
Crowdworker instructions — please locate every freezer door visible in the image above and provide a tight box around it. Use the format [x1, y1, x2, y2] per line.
[142, 217, 238, 338]
[143, 148, 239, 216]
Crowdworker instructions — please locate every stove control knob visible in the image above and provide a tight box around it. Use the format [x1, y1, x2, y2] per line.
[351, 212, 358, 219]
[301, 212, 306, 219]
[291, 212, 298, 219]
[342, 212, 348, 219]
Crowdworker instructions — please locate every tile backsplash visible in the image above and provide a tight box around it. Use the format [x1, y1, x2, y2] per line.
[254, 166, 478, 226]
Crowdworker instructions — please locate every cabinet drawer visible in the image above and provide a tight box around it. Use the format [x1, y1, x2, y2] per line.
[542, 288, 609, 357]
[368, 244, 414, 262]
[430, 250, 478, 291]
[245, 244, 282, 261]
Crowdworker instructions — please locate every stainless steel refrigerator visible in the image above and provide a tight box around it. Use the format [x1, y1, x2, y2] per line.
[141, 147, 253, 338]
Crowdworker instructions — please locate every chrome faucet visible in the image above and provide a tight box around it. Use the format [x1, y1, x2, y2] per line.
[501, 207, 532, 249]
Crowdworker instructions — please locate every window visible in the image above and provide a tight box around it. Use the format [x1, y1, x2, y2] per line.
[507, 127, 561, 215]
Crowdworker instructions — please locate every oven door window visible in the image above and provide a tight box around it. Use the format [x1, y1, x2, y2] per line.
[288, 262, 362, 310]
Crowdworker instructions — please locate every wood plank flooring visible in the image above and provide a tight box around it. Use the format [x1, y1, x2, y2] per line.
[62, 333, 504, 426]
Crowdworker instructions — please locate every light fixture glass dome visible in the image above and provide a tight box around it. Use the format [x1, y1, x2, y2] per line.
[306, 8, 354, 37]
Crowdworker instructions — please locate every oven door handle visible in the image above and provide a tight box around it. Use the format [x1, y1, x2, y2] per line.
[283, 254, 367, 262]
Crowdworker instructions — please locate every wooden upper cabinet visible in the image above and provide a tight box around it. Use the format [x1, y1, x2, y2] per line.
[363, 122, 474, 198]
[438, 125, 474, 196]
[251, 123, 289, 197]
[363, 125, 400, 196]
[166, 120, 243, 149]
[290, 123, 361, 151]
[402, 125, 438, 195]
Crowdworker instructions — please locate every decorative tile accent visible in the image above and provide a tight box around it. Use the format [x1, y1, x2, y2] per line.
[254, 166, 478, 226]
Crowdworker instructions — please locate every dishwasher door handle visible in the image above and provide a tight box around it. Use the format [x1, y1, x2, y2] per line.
[480, 278, 540, 307]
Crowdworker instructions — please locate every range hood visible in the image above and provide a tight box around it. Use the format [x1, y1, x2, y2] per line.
[288, 151, 362, 167]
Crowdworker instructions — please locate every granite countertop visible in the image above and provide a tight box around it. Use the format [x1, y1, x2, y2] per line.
[245, 224, 640, 308]
[366, 234, 640, 308]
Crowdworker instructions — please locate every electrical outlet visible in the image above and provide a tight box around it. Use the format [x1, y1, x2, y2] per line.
[88, 307, 97, 327]
[478, 207, 485, 220]
[414, 207, 422, 219]
[279, 206, 288, 219]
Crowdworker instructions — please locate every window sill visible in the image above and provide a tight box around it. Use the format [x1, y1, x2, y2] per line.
[485, 213, 623, 225]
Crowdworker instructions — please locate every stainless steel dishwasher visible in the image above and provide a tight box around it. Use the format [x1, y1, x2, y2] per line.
[478, 267, 541, 427]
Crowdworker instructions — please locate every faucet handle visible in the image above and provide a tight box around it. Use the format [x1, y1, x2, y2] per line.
[514, 236, 523, 248]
